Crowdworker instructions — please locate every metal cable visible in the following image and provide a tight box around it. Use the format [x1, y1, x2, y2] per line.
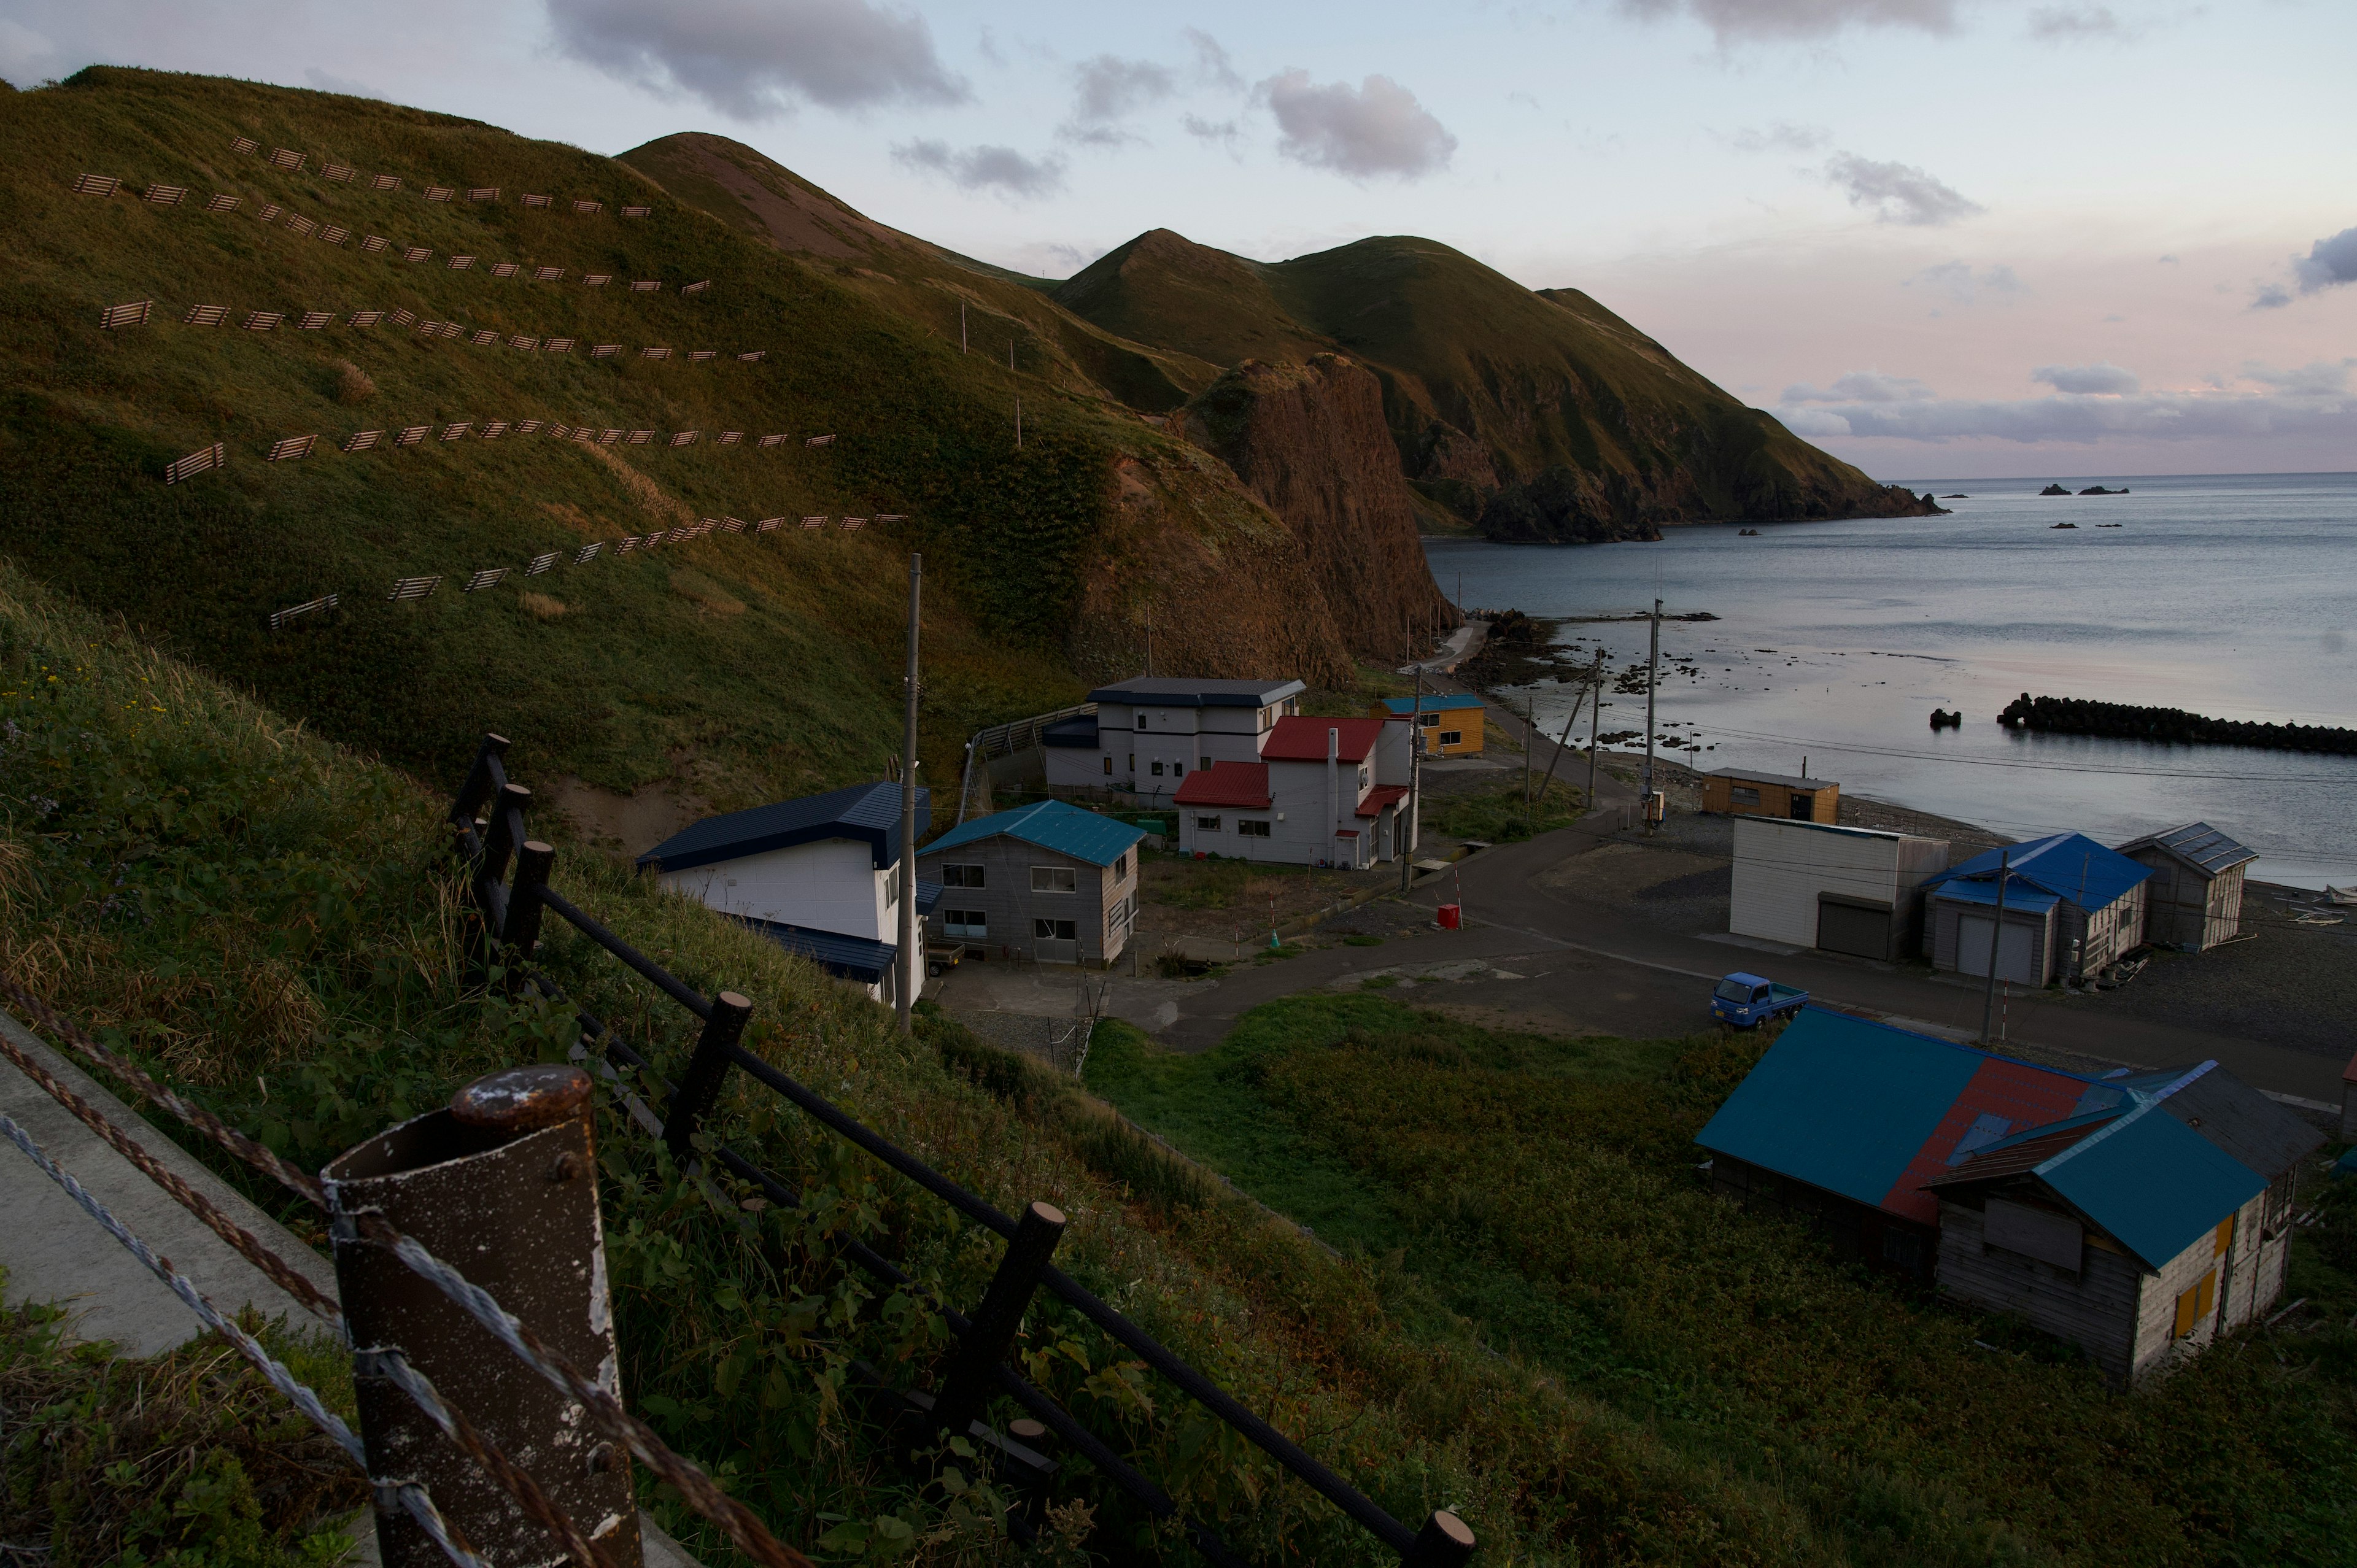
[0, 1107, 489, 1568]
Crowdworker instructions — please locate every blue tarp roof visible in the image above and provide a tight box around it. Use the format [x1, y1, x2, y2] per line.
[1928, 879, 2061, 914]
[921, 800, 1146, 868]
[1922, 832, 2150, 911]
[2034, 1105, 2266, 1268]
[1381, 693, 1482, 714]
[638, 784, 929, 875]
[1694, 1010, 1992, 1208]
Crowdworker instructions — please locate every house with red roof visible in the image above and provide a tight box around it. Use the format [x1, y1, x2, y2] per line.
[1172, 714, 1416, 869]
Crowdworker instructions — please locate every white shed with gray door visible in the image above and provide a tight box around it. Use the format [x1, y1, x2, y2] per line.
[1729, 817, 1949, 960]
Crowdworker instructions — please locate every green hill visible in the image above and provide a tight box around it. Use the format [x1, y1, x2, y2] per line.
[0, 69, 1384, 827]
[1053, 231, 1940, 539]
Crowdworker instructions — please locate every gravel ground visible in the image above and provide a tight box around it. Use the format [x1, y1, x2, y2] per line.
[2078, 892, 2357, 1061]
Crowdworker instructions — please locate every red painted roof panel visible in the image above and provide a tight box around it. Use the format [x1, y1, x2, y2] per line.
[1263, 715, 1386, 762]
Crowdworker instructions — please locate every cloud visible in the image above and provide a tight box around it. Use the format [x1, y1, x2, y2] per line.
[1824, 152, 1983, 225]
[892, 139, 1066, 199]
[1256, 69, 1457, 180]
[1619, 0, 1958, 46]
[2026, 5, 2137, 41]
[1782, 370, 1934, 403]
[2240, 359, 2355, 396]
[1906, 260, 2023, 304]
[2250, 282, 2293, 311]
[545, 0, 967, 119]
[1721, 120, 1829, 153]
[1772, 377, 2357, 445]
[2032, 361, 2139, 394]
[1060, 54, 1175, 144]
[0, 18, 55, 81]
[2158, 253, 2178, 265]
[2291, 225, 2357, 294]
[1183, 114, 1244, 153]
[303, 66, 380, 99]
[1185, 28, 1243, 91]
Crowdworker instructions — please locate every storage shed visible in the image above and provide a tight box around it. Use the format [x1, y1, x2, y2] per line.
[1700, 767, 1838, 823]
[1729, 817, 1949, 960]
[1373, 693, 1485, 757]
[1921, 832, 2151, 985]
[2116, 822, 2256, 951]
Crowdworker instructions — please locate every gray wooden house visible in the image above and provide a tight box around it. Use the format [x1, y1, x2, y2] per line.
[916, 800, 1145, 968]
[2116, 822, 2256, 951]
[1920, 832, 2151, 985]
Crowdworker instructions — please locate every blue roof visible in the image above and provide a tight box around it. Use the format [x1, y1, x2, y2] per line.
[1928, 879, 2061, 914]
[1381, 693, 1482, 715]
[737, 917, 896, 984]
[920, 800, 1146, 868]
[1922, 832, 2150, 911]
[638, 783, 929, 875]
[1695, 1010, 1991, 1208]
[2034, 1105, 2265, 1268]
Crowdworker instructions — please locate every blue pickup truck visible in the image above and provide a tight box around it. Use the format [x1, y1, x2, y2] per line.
[1712, 972, 1808, 1029]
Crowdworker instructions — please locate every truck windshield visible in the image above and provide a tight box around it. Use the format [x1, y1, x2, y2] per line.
[1714, 978, 1757, 1003]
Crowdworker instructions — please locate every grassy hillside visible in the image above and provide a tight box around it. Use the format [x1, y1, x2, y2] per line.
[1054, 231, 1937, 537]
[0, 69, 1347, 819]
[1086, 995, 2357, 1567]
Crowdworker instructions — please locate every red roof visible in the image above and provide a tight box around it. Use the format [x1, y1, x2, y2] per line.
[1173, 761, 1271, 808]
[1876, 1056, 2089, 1224]
[1263, 715, 1387, 762]
[1356, 784, 1409, 819]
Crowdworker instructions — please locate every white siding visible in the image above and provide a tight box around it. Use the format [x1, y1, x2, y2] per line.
[1730, 817, 1937, 948]
[661, 838, 890, 941]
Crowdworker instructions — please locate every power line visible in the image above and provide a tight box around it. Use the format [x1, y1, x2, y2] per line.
[1642, 723, 2357, 786]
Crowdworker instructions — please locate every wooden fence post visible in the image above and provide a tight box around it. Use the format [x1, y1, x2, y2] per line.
[447, 732, 510, 827]
[931, 1201, 1066, 1442]
[502, 841, 554, 958]
[663, 991, 753, 1161]
[481, 783, 532, 890]
[1400, 1510, 1476, 1567]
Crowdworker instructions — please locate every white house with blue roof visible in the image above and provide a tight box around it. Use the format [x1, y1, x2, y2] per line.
[916, 800, 1145, 968]
[636, 783, 937, 1006]
[1921, 831, 2151, 986]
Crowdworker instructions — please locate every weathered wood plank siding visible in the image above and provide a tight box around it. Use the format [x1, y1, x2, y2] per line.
[1935, 1199, 2145, 1384]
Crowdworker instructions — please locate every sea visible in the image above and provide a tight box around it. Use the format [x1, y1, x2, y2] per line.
[1421, 472, 2357, 889]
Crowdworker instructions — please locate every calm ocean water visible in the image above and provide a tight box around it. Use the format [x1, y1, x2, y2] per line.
[1423, 472, 2357, 888]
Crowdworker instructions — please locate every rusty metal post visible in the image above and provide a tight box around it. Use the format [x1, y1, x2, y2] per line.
[1399, 1510, 1476, 1567]
[325, 1065, 640, 1568]
[931, 1201, 1065, 1441]
[663, 990, 753, 1161]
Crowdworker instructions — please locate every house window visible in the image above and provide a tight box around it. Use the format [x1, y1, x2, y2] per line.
[1438, 731, 1462, 747]
[1151, 760, 1164, 776]
[1358, 765, 1369, 787]
[1174, 762, 1186, 776]
[1128, 753, 1134, 772]
[1237, 819, 1271, 838]
[942, 864, 985, 889]
[1195, 814, 1222, 832]
[1730, 785, 1761, 806]
[1102, 755, 1112, 776]
[943, 910, 988, 939]
[1418, 711, 1439, 727]
[1881, 1230, 1921, 1269]
[1136, 714, 1147, 730]
[2173, 1270, 2216, 1338]
[1032, 918, 1077, 941]
[1031, 866, 1077, 894]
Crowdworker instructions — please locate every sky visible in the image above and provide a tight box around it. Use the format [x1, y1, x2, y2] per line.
[5, 0, 2353, 479]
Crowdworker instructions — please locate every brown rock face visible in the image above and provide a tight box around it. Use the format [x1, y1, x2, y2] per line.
[1179, 356, 1459, 668]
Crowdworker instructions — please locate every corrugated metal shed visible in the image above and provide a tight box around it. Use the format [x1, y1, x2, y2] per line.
[2117, 822, 2258, 878]
[638, 783, 927, 875]
[921, 800, 1146, 868]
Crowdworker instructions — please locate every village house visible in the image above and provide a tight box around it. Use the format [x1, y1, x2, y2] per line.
[1040, 676, 1304, 800]
[1697, 1010, 2319, 1385]
[915, 800, 1145, 968]
[1921, 832, 2150, 986]
[1728, 816, 1950, 960]
[2116, 822, 2258, 951]
[637, 783, 935, 1006]
[1371, 692, 1485, 757]
[1173, 715, 1414, 869]
[1699, 767, 1840, 823]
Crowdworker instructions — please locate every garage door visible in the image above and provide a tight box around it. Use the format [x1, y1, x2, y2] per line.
[1957, 915, 2037, 984]
[1817, 898, 1891, 959]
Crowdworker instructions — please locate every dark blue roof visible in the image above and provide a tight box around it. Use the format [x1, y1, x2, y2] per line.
[739, 917, 896, 985]
[637, 783, 930, 875]
[1086, 677, 1304, 708]
[1922, 832, 2150, 911]
[1041, 716, 1099, 748]
[922, 800, 1145, 868]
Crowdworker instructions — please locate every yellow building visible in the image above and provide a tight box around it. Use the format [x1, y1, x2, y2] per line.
[1376, 693, 1486, 757]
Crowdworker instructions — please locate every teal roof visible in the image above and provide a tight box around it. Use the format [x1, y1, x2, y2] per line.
[921, 800, 1145, 868]
[2032, 1103, 2266, 1268]
[1695, 1010, 1989, 1207]
[1382, 693, 1482, 715]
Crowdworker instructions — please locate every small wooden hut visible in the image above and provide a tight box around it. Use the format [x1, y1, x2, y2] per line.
[2116, 822, 2256, 951]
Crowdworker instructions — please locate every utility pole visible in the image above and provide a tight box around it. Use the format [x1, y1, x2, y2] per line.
[897, 552, 923, 1035]
[1015, 396, 1022, 449]
[1144, 603, 1153, 677]
[1585, 650, 1603, 813]
[1009, 338, 1016, 371]
[960, 301, 967, 353]
[1978, 849, 2012, 1046]
[1401, 663, 1425, 893]
[1641, 597, 1661, 833]
[1522, 694, 1535, 823]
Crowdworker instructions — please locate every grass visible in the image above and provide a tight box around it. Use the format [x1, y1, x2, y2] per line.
[1427, 777, 1586, 843]
[0, 1278, 363, 1567]
[1085, 994, 2357, 1567]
